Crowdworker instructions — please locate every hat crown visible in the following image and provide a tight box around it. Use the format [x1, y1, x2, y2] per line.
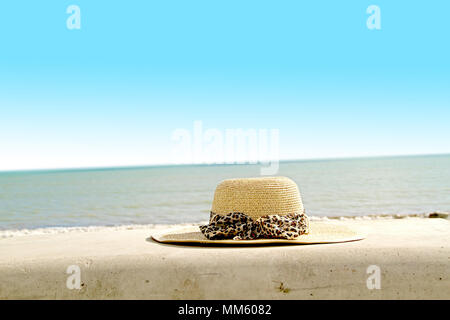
[211, 176, 303, 220]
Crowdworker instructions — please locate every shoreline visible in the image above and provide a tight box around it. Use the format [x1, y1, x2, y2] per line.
[1, 212, 448, 239]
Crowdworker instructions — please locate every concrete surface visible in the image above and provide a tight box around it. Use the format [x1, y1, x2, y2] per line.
[0, 218, 448, 299]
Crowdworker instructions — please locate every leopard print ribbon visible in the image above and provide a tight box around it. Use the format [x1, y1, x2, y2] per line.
[199, 212, 310, 240]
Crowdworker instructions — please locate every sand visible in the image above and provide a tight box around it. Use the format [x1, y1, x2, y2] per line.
[0, 217, 448, 299]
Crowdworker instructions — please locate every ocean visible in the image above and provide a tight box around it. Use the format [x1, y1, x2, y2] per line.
[0, 154, 449, 232]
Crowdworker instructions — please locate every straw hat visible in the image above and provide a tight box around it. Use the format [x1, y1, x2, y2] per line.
[152, 177, 365, 245]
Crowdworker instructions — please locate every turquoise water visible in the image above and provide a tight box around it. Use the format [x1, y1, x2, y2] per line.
[0, 155, 449, 230]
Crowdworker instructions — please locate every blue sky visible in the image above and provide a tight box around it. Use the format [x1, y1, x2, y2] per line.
[0, 1, 449, 170]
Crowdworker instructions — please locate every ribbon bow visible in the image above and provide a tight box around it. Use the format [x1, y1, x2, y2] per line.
[199, 212, 309, 240]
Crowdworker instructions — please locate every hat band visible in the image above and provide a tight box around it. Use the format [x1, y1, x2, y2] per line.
[199, 211, 310, 240]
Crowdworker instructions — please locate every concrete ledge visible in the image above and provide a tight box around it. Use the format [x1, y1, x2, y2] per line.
[0, 218, 449, 299]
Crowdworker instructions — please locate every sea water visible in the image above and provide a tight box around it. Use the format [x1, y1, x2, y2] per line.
[0, 154, 449, 231]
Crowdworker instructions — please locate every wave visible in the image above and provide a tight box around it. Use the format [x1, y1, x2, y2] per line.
[1, 212, 447, 239]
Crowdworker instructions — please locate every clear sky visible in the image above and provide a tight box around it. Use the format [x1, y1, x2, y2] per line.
[0, 1, 449, 171]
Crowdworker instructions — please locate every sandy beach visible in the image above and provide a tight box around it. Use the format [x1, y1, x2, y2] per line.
[0, 216, 448, 299]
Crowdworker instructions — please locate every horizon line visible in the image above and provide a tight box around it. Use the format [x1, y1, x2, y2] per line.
[1, 152, 449, 174]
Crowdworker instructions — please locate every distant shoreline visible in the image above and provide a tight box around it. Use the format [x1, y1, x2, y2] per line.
[1, 152, 449, 174]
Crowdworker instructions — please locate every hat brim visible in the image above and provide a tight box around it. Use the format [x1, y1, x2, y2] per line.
[151, 221, 365, 246]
